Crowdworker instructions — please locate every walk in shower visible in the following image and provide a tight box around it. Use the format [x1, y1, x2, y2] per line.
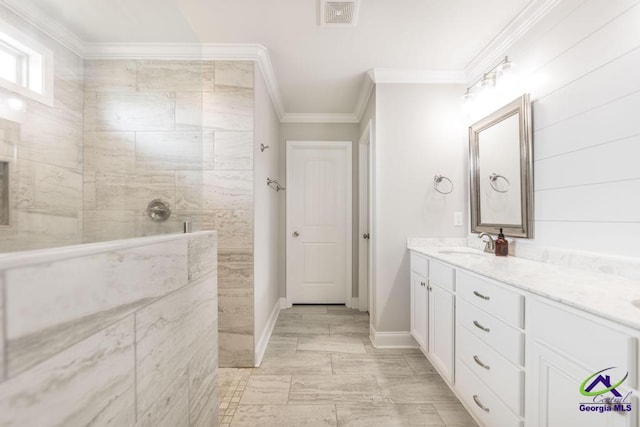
[3, 0, 279, 386]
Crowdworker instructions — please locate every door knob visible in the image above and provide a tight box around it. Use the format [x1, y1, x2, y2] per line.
[293, 231, 300, 237]
[363, 233, 370, 239]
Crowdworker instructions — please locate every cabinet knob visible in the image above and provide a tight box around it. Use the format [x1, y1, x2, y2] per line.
[420, 281, 426, 287]
[293, 231, 300, 237]
[363, 233, 370, 239]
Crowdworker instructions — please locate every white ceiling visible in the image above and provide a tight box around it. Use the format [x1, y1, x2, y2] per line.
[16, 0, 532, 116]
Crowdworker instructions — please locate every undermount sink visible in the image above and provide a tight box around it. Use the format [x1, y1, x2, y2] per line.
[632, 300, 640, 309]
[437, 248, 487, 256]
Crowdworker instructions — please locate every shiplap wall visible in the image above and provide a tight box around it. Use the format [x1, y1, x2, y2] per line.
[500, 0, 640, 257]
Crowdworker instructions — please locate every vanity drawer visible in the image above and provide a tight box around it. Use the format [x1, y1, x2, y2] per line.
[429, 259, 455, 292]
[457, 299, 524, 366]
[457, 270, 524, 328]
[410, 252, 428, 276]
[457, 325, 524, 416]
[456, 360, 523, 427]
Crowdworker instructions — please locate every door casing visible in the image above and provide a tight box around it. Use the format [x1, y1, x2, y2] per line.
[285, 140, 353, 307]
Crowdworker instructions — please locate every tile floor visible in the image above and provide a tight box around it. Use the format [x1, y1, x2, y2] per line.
[218, 305, 478, 426]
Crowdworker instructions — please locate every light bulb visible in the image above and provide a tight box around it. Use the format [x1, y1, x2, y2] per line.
[7, 97, 25, 112]
[479, 74, 495, 90]
[460, 89, 474, 116]
[497, 58, 516, 78]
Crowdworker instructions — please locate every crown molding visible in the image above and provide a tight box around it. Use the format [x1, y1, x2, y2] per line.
[281, 112, 360, 124]
[287, 66, 467, 124]
[253, 46, 286, 122]
[354, 68, 468, 122]
[367, 68, 467, 84]
[464, 0, 561, 82]
[0, 0, 288, 119]
[1, 0, 553, 124]
[84, 43, 255, 60]
[353, 73, 375, 122]
[0, 0, 86, 56]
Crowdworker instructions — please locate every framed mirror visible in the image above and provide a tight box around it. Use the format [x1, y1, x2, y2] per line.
[469, 94, 533, 238]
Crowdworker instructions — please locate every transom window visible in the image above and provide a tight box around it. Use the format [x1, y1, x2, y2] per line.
[0, 41, 25, 85]
[0, 19, 53, 107]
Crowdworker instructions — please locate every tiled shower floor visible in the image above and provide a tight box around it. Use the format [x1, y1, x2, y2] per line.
[218, 305, 477, 426]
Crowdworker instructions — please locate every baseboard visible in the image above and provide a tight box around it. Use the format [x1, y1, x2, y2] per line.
[369, 325, 418, 348]
[350, 297, 358, 309]
[254, 298, 281, 367]
[279, 297, 288, 309]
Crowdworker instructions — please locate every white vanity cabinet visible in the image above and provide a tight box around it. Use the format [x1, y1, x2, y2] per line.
[410, 252, 428, 351]
[526, 297, 637, 427]
[409, 253, 456, 383]
[408, 246, 640, 427]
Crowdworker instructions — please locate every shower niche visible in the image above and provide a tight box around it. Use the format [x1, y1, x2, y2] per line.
[0, 116, 18, 231]
[0, 117, 19, 250]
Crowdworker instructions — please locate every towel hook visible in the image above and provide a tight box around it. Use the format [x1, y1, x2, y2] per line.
[260, 143, 270, 152]
[434, 174, 453, 194]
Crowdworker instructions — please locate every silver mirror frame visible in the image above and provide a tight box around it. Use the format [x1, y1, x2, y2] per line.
[469, 94, 533, 238]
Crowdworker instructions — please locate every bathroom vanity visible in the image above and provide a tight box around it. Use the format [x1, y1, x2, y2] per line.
[408, 242, 640, 427]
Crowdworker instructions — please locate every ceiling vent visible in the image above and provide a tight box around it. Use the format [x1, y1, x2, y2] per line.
[320, 1, 360, 27]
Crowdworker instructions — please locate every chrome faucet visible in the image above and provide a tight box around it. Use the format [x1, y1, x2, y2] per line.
[478, 232, 495, 253]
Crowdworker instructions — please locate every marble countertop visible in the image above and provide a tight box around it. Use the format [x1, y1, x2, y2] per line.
[407, 240, 640, 332]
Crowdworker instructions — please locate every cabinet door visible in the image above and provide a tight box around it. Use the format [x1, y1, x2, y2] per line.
[428, 284, 455, 383]
[527, 340, 633, 427]
[526, 298, 636, 427]
[410, 271, 428, 351]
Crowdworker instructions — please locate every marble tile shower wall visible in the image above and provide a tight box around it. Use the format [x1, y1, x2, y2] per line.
[0, 5, 84, 252]
[0, 232, 218, 426]
[83, 59, 257, 367]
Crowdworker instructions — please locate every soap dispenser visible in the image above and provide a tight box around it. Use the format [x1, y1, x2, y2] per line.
[495, 228, 509, 257]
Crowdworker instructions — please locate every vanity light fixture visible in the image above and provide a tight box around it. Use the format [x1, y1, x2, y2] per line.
[461, 56, 516, 114]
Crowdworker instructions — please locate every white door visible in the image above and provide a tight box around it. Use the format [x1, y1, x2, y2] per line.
[358, 139, 370, 312]
[286, 141, 352, 304]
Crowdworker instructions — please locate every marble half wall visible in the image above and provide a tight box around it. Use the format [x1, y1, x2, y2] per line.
[0, 231, 218, 426]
